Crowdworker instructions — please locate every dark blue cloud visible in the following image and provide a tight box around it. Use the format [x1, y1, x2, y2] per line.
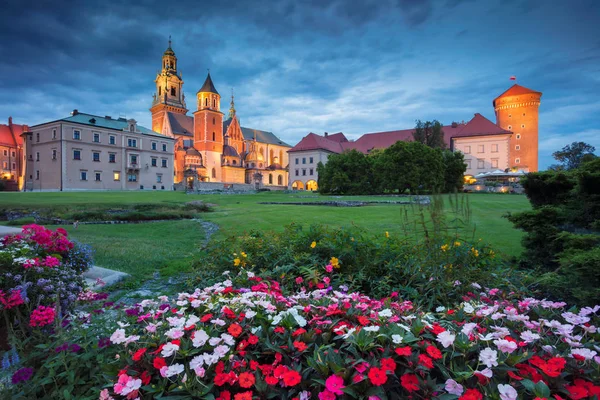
[0, 0, 598, 169]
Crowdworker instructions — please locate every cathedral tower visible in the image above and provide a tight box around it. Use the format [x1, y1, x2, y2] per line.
[150, 37, 188, 134]
[193, 73, 224, 181]
[493, 84, 542, 172]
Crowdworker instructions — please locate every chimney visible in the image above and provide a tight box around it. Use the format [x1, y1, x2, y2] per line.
[72, 109, 79, 116]
[451, 122, 458, 128]
[324, 132, 328, 138]
[8, 116, 12, 125]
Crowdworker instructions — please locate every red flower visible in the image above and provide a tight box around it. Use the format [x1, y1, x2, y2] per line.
[367, 367, 387, 386]
[539, 357, 566, 378]
[293, 341, 307, 352]
[400, 373, 419, 392]
[292, 328, 307, 337]
[565, 383, 588, 400]
[238, 372, 255, 389]
[426, 345, 442, 360]
[265, 375, 279, 385]
[215, 373, 232, 386]
[222, 307, 237, 319]
[459, 389, 483, 400]
[429, 323, 446, 335]
[216, 391, 231, 400]
[357, 316, 370, 326]
[228, 323, 243, 337]
[153, 357, 166, 370]
[273, 365, 288, 378]
[418, 354, 433, 369]
[395, 346, 412, 357]
[201, 314, 213, 323]
[234, 392, 253, 400]
[247, 335, 259, 345]
[132, 348, 147, 362]
[282, 370, 302, 387]
[140, 371, 151, 385]
[380, 358, 396, 372]
[274, 327, 285, 334]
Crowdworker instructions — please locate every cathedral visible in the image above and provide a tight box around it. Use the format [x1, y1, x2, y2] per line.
[150, 40, 291, 189]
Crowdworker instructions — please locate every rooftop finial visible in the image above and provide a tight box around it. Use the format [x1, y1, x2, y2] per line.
[168, 35, 172, 48]
[228, 88, 236, 119]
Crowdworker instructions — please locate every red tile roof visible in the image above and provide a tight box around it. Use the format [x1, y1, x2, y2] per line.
[325, 132, 348, 143]
[494, 84, 542, 101]
[0, 117, 26, 147]
[288, 132, 346, 153]
[449, 113, 511, 138]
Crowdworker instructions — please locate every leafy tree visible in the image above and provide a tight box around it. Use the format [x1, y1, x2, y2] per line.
[317, 150, 376, 195]
[442, 150, 467, 193]
[412, 120, 446, 150]
[552, 141, 596, 170]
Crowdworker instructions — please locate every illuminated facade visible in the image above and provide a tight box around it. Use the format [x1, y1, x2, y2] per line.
[150, 40, 291, 189]
[0, 117, 27, 190]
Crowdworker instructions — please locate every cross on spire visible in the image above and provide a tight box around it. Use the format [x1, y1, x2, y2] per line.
[168, 35, 171, 48]
[228, 88, 236, 119]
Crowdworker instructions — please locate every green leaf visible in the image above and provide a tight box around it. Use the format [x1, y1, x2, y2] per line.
[534, 381, 551, 398]
[521, 379, 536, 393]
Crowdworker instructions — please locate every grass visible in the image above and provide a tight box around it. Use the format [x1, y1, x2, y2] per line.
[0, 191, 531, 277]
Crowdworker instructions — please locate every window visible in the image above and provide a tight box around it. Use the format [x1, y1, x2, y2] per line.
[515, 158, 521, 164]
[269, 174, 273, 184]
[93, 152, 100, 162]
[465, 159, 471, 169]
[477, 145, 484, 153]
[95, 172, 101, 182]
[205, 98, 208, 107]
[515, 145, 520, 151]
[93, 133, 100, 143]
[171, 87, 176, 96]
[151, 142, 157, 151]
[491, 159, 499, 168]
[36, 133, 39, 142]
[521, 124, 525, 128]
[157, 174, 162, 183]
[73, 130, 81, 140]
[109, 153, 116, 163]
[213, 99, 216, 108]
[109, 135, 116, 145]
[161, 159, 167, 168]
[35, 152, 40, 161]
[36, 170, 39, 180]
[130, 155, 138, 165]
[295, 169, 299, 176]
[309, 157, 313, 163]
[52, 150, 57, 160]
[212, 132, 215, 141]
[507, 125, 512, 131]
[2, 150, 6, 156]
[302, 169, 306, 176]
[295, 158, 298, 165]
[508, 114, 512, 118]
[213, 118, 215, 125]
[3, 162, 7, 168]
[113, 172, 120, 181]
[477, 159, 485, 169]
[491, 144, 498, 153]
[73, 150, 81, 160]
[302, 157, 306, 164]
[52, 129, 57, 139]
[464, 146, 471, 154]
[12, 162, 16, 170]
[127, 173, 137, 182]
[309, 168, 313, 175]
[516, 134, 521, 140]
[11, 151, 15, 157]
[211, 168, 216, 178]
[162, 143, 167, 152]
[127, 138, 137, 148]
[278, 175, 283, 185]
[151, 158, 157, 167]
[129, 124, 135, 132]
[80, 171, 88, 181]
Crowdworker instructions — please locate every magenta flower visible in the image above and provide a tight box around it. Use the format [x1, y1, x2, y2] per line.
[11, 367, 33, 384]
[325, 374, 345, 395]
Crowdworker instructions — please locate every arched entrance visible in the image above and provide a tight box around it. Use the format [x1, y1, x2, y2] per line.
[277, 175, 283, 186]
[306, 180, 318, 191]
[292, 180, 304, 190]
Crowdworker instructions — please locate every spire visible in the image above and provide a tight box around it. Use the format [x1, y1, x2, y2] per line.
[198, 72, 219, 95]
[169, 35, 172, 48]
[228, 88, 236, 119]
[164, 35, 175, 56]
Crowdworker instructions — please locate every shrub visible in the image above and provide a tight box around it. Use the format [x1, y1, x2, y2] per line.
[6, 217, 36, 226]
[183, 201, 213, 212]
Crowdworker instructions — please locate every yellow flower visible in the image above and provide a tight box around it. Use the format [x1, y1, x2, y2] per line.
[444, 263, 453, 270]
[385, 231, 389, 238]
[471, 248, 479, 257]
[440, 244, 449, 252]
[310, 241, 317, 249]
[350, 237, 354, 242]
[330, 257, 340, 269]
[241, 252, 247, 258]
[489, 250, 495, 258]
[233, 258, 241, 267]
[454, 241, 461, 247]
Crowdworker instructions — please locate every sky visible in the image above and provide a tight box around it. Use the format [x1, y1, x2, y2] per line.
[1, 0, 599, 169]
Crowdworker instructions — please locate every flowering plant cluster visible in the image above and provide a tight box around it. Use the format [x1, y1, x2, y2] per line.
[0, 225, 92, 343]
[94, 270, 599, 400]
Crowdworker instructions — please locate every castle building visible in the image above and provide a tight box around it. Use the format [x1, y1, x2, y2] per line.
[288, 84, 541, 190]
[0, 117, 27, 191]
[150, 40, 291, 189]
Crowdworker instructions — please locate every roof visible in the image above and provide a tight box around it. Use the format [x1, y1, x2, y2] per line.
[31, 113, 173, 139]
[494, 84, 542, 101]
[326, 132, 348, 143]
[198, 73, 219, 95]
[450, 113, 511, 138]
[288, 132, 346, 153]
[0, 118, 26, 147]
[223, 118, 291, 147]
[167, 113, 193, 136]
[223, 145, 240, 158]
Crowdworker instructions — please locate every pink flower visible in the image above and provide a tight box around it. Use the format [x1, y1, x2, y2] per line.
[29, 305, 56, 327]
[325, 374, 345, 395]
[323, 277, 331, 285]
[436, 331, 456, 348]
[113, 374, 142, 396]
[325, 264, 333, 273]
[295, 277, 304, 284]
[498, 384, 518, 400]
[445, 379, 463, 396]
[494, 339, 518, 354]
[99, 388, 115, 400]
[318, 389, 336, 400]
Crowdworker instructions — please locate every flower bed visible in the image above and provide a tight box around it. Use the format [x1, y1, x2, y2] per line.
[49, 271, 598, 400]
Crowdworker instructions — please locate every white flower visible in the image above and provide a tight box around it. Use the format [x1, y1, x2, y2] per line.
[435, 306, 446, 312]
[221, 333, 235, 346]
[445, 379, 463, 396]
[190, 355, 204, 370]
[245, 310, 257, 319]
[571, 348, 598, 360]
[461, 322, 478, 336]
[436, 331, 456, 348]
[364, 326, 380, 332]
[498, 384, 518, 400]
[202, 352, 219, 366]
[463, 303, 475, 313]
[471, 282, 482, 289]
[479, 347, 498, 368]
[213, 345, 230, 358]
[165, 328, 184, 339]
[520, 330, 541, 343]
[494, 339, 518, 354]
[161, 342, 180, 357]
[209, 337, 223, 346]
[192, 330, 209, 348]
[391, 334, 403, 344]
[479, 368, 493, 378]
[117, 321, 130, 328]
[116, 377, 142, 396]
[110, 329, 127, 344]
[160, 363, 185, 378]
[185, 315, 200, 328]
[211, 318, 226, 326]
[379, 309, 393, 318]
[247, 271, 255, 278]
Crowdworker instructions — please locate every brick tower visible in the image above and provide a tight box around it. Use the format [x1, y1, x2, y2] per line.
[150, 37, 188, 134]
[193, 73, 224, 181]
[493, 84, 542, 172]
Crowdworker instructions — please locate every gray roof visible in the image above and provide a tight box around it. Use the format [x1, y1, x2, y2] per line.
[198, 73, 219, 95]
[167, 113, 193, 136]
[35, 112, 173, 139]
[223, 118, 291, 147]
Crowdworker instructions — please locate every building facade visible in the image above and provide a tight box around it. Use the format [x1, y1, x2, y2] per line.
[288, 84, 541, 190]
[149, 40, 291, 190]
[23, 111, 175, 191]
[0, 117, 28, 190]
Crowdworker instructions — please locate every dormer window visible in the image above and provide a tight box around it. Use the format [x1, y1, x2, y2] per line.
[171, 87, 176, 96]
[213, 98, 216, 108]
[205, 98, 208, 107]
[129, 124, 135, 132]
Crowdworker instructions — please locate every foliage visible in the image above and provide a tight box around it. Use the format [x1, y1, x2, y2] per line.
[442, 150, 467, 193]
[316, 150, 377, 195]
[13, 272, 598, 400]
[412, 119, 446, 149]
[552, 141, 596, 170]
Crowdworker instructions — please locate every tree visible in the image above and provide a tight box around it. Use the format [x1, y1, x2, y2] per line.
[317, 150, 377, 195]
[552, 141, 596, 170]
[442, 150, 467, 193]
[412, 120, 446, 150]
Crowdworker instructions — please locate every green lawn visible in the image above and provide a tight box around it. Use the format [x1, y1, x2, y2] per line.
[0, 191, 531, 276]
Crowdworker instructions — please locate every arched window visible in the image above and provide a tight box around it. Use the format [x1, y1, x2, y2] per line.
[213, 98, 216, 108]
[232, 160, 237, 165]
[171, 87, 176, 96]
[158, 87, 161, 96]
[213, 117, 215, 125]
[205, 98, 208, 107]
[269, 174, 273, 184]
[269, 149, 274, 165]
[277, 175, 283, 185]
[212, 132, 216, 141]
[279, 150, 283, 164]
[212, 168, 216, 179]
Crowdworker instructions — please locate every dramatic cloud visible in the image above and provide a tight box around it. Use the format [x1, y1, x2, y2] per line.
[1, 0, 598, 169]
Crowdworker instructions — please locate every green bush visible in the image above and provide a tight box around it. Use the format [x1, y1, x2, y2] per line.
[182, 201, 213, 212]
[6, 217, 36, 226]
[68, 211, 111, 221]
